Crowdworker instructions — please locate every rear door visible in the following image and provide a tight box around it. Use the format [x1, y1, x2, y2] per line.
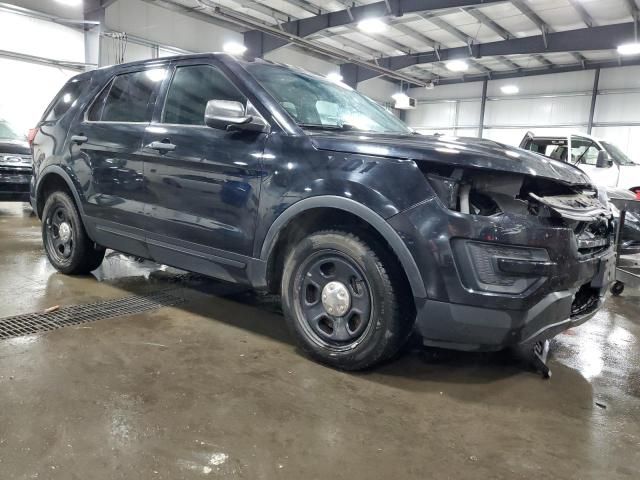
[67, 65, 168, 255]
[570, 135, 619, 187]
[140, 59, 267, 276]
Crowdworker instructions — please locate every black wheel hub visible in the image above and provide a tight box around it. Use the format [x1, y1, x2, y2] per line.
[296, 252, 372, 346]
[45, 205, 74, 262]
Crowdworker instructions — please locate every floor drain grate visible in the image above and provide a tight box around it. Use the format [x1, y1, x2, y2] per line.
[0, 290, 184, 340]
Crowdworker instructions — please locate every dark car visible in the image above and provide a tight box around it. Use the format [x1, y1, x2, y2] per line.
[30, 54, 615, 370]
[0, 120, 32, 202]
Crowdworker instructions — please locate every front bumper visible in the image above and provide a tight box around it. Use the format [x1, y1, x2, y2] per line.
[388, 197, 614, 350]
[0, 172, 31, 202]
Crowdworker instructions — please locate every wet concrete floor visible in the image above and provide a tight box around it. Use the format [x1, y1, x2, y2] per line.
[0, 202, 639, 479]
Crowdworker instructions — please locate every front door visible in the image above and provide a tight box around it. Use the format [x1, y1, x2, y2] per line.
[141, 61, 267, 277]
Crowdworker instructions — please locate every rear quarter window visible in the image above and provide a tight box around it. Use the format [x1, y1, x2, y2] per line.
[43, 78, 89, 122]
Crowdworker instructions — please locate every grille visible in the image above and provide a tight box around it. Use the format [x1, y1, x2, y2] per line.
[0, 290, 184, 340]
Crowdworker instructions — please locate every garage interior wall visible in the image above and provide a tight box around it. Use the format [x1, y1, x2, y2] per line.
[405, 67, 640, 159]
[0, 7, 84, 134]
[2, 0, 400, 132]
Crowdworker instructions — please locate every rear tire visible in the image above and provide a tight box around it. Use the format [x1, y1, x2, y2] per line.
[42, 190, 105, 274]
[281, 230, 413, 370]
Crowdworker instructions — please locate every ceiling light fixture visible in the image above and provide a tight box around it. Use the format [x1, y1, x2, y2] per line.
[446, 59, 469, 72]
[55, 0, 82, 5]
[357, 18, 388, 33]
[223, 42, 247, 55]
[327, 72, 343, 83]
[501, 85, 519, 95]
[617, 42, 640, 56]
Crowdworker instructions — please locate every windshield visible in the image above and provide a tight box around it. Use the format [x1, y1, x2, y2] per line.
[0, 121, 22, 141]
[245, 63, 412, 134]
[601, 141, 637, 166]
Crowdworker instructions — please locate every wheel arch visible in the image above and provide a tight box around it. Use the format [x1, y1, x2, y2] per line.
[259, 196, 427, 299]
[35, 166, 85, 219]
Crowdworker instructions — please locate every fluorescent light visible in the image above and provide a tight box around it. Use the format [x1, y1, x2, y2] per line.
[392, 92, 410, 109]
[501, 85, 519, 95]
[358, 18, 387, 33]
[446, 59, 469, 72]
[327, 72, 343, 83]
[224, 42, 247, 55]
[617, 42, 640, 56]
[55, 0, 82, 5]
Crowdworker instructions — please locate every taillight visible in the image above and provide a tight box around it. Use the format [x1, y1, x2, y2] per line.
[27, 127, 38, 147]
[635, 190, 640, 201]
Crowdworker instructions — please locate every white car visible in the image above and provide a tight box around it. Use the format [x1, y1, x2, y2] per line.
[520, 132, 640, 196]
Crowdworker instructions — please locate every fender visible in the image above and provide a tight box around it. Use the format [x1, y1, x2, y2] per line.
[259, 195, 427, 299]
[35, 164, 86, 218]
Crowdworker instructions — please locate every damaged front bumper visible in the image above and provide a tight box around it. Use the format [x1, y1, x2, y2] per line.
[388, 192, 615, 351]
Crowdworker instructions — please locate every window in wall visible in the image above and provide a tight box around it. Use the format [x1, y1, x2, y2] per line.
[43, 78, 89, 122]
[163, 64, 246, 125]
[89, 69, 166, 122]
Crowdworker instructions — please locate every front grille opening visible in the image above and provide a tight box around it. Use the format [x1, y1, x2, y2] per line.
[571, 284, 600, 318]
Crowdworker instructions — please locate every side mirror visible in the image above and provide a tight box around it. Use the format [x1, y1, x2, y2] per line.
[204, 100, 269, 133]
[596, 150, 613, 168]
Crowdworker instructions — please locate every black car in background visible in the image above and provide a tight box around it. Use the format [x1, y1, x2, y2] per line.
[0, 120, 32, 202]
[30, 54, 615, 370]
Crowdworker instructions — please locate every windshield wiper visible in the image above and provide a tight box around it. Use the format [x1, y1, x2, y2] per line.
[298, 123, 358, 131]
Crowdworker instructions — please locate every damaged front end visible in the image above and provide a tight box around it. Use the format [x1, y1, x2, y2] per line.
[424, 166, 614, 258]
[391, 160, 615, 351]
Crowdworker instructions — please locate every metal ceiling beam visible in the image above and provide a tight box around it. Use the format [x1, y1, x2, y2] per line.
[497, 55, 521, 70]
[420, 13, 473, 44]
[435, 56, 640, 85]
[567, 0, 596, 28]
[342, 22, 637, 82]
[244, 0, 505, 56]
[463, 6, 512, 39]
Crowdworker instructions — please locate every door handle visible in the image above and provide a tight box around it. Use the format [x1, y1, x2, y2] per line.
[147, 141, 176, 152]
[70, 135, 88, 145]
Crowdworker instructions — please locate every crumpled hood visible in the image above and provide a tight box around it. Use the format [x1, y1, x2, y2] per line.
[0, 139, 30, 155]
[309, 132, 592, 187]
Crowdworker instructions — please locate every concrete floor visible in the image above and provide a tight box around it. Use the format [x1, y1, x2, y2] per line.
[0, 202, 639, 480]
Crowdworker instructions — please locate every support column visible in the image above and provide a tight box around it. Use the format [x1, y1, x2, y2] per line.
[587, 68, 600, 134]
[478, 79, 488, 138]
[84, 0, 106, 69]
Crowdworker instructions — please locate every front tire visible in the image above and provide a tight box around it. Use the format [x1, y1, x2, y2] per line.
[281, 230, 413, 370]
[42, 190, 105, 274]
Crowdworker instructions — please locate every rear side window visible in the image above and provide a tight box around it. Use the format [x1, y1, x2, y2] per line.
[44, 78, 88, 122]
[162, 64, 245, 125]
[88, 69, 166, 122]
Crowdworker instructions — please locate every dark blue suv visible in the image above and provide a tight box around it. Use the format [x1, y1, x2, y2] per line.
[31, 54, 615, 370]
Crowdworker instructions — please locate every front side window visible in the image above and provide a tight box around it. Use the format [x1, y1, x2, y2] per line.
[245, 63, 412, 134]
[89, 69, 166, 123]
[571, 137, 600, 166]
[44, 78, 88, 122]
[163, 64, 246, 125]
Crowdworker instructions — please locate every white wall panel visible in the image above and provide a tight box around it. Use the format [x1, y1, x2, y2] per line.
[458, 101, 482, 126]
[405, 102, 457, 129]
[599, 66, 640, 90]
[484, 96, 590, 127]
[0, 58, 76, 134]
[0, 10, 84, 63]
[594, 93, 640, 124]
[410, 82, 483, 101]
[488, 70, 595, 96]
